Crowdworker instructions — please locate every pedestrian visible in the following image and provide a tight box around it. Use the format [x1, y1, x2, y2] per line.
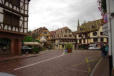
[64, 49, 68, 54]
[104, 43, 112, 76]
[104, 44, 108, 56]
[101, 43, 106, 57]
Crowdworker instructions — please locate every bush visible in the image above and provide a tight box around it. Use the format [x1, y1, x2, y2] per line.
[65, 44, 73, 50]
[32, 46, 40, 53]
[35, 40, 40, 43]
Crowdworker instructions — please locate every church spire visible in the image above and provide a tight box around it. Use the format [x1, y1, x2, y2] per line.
[78, 19, 80, 27]
[77, 19, 80, 31]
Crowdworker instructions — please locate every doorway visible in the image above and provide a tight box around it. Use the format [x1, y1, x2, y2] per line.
[0, 38, 11, 55]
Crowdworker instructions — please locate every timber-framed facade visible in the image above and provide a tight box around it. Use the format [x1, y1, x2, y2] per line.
[75, 19, 108, 49]
[51, 27, 76, 50]
[0, 0, 31, 55]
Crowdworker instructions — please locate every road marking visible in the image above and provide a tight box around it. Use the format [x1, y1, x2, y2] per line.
[70, 68, 88, 73]
[72, 58, 100, 67]
[90, 58, 103, 76]
[14, 53, 64, 71]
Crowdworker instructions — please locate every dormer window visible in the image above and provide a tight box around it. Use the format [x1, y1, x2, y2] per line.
[79, 34, 82, 37]
[91, 25, 96, 28]
[93, 32, 97, 36]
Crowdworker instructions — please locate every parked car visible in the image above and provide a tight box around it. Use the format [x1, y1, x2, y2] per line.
[21, 46, 32, 54]
[88, 44, 100, 50]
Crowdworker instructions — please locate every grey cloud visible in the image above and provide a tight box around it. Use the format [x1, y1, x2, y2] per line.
[28, 0, 102, 31]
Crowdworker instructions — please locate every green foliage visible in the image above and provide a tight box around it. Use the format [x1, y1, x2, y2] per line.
[23, 36, 40, 42]
[65, 44, 73, 50]
[101, 0, 107, 13]
[35, 40, 40, 43]
[23, 36, 33, 42]
[32, 46, 47, 53]
[32, 46, 40, 53]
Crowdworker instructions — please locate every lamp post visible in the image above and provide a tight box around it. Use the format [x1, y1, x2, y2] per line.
[106, 0, 114, 75]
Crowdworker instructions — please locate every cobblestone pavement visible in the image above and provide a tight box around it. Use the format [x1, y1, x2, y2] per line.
[0, 50, 101, 76]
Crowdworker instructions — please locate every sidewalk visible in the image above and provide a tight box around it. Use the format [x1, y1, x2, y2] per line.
[90, 57, 109, 76]
[0, 50, 52, 62]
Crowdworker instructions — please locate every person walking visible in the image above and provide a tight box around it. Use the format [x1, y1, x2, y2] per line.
[101, 43, 106, 57]
[104, 44, 108, 56]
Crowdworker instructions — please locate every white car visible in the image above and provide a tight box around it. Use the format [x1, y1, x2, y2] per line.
[88, 44, 100, 50]
[88, 46, 100, 50]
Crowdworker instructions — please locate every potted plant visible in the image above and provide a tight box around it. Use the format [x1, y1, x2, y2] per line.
[65, 44, 73, 53]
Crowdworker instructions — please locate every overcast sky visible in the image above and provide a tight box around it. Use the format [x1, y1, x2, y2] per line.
[28, 0, 102, 31]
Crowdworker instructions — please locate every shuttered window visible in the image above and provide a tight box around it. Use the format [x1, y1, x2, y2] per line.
[5, 0, 20, 7]
[3, 11, 20, 27]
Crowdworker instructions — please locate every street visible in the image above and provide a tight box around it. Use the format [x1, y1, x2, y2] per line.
[0, 50, 101, 76]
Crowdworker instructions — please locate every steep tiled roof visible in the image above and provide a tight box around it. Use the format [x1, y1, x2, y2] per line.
[77, 19, 103, 33]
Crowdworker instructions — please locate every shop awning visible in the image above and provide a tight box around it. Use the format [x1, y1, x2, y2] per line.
[24, 42, 41, 46]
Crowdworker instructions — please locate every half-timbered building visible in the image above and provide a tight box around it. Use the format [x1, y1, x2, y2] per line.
[0, 0, 31, 55]
[51, 27, 76, 50]
[75, 19, 108, 49]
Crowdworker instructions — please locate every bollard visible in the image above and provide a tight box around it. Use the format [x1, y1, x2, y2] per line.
[64, 49, 68, 54]
[85, 57, 91, 76]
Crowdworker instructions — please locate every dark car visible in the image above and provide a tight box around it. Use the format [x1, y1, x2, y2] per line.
[21, 46, 32, 54]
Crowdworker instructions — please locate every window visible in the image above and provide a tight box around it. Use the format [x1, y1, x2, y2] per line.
[65, 29, 70, 33]
[83, 39, 85, 43]
[79, 34, 82, 37]
[91, 25, 96, 28]
[80, 28, 83, 31]
[69, 35, 72, 37]
[93, 32, 97, 36]
[85, 34, 88, 37]
[64, 35, 67, 37]
[79, 39, 81, 43]
[5, 0, 20, 7]
[44, 32, 47, 34]
[101, 38, 104, 42]
[4, 11, 20, 27]
[100, 32, 103, 35]
[93, 38, 98, 42]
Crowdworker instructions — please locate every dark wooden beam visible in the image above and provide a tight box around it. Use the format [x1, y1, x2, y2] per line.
[0, 3, 28, 17]
[0, 30, 28, 36]
[111, 13, 114, 17]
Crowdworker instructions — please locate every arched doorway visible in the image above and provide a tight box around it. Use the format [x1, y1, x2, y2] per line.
[0, 38, 11, 55]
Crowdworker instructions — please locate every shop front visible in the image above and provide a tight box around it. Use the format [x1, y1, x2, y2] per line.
[0, 32, 24, 55]
[0, 38, 11, 55]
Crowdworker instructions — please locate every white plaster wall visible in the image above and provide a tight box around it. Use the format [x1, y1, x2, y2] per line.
[2, 0, 4, 3]
[5, 2, 8, 6]
[0, 0, 1, 3]
[0, 7, 3, 22]
[25, 0, 28, 3]
[20, 28, 23, 32]
[110, 0, 114, 13]
[25, 4, 28, 10]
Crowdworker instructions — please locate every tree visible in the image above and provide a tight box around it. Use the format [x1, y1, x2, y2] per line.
[32, 33, 38, 42]
[23, 36, 33, 42]
[101, 0, 107, 13]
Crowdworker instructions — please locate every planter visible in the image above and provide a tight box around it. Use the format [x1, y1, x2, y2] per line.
[67, 49, 72, 53]
[65, 44, 73, 53]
